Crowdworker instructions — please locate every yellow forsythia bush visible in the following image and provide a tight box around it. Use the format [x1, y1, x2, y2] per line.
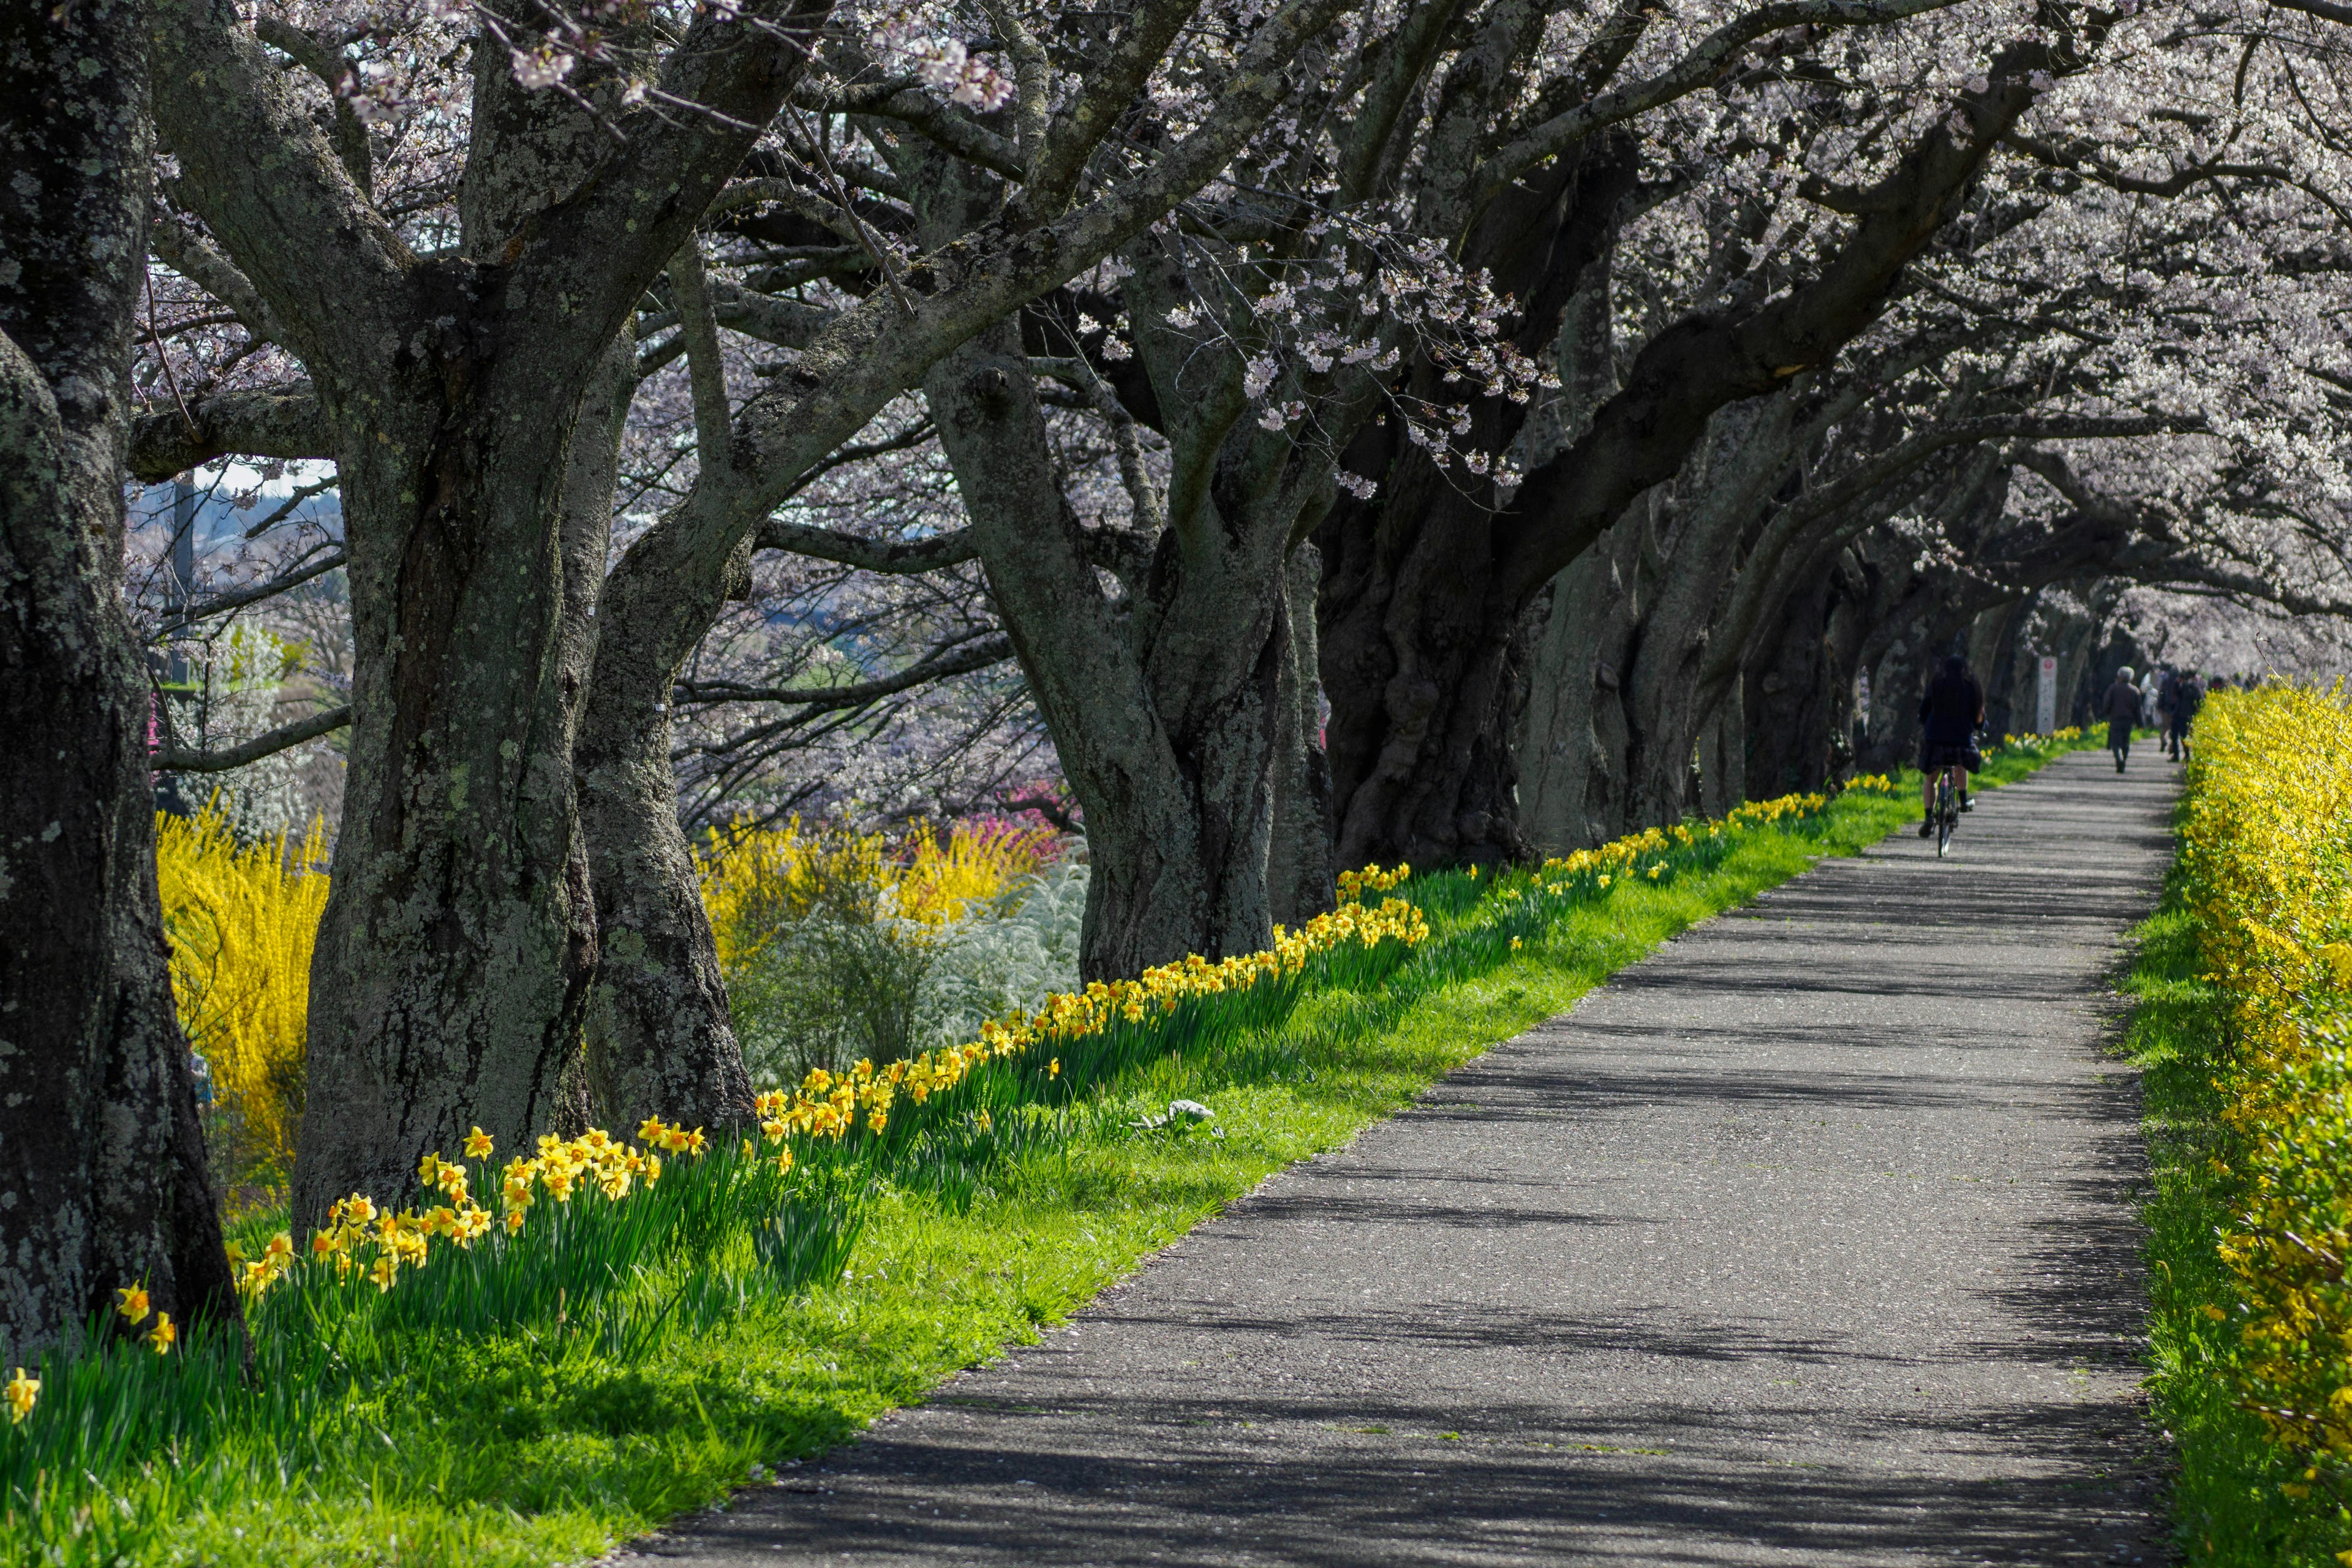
[2181, 683, 2352, 1463]
[697, 815, 1060, 970]
[154, 806, 330, 1182]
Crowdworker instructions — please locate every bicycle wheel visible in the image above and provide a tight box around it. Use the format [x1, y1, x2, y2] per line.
[1936, 775, 1954, 858]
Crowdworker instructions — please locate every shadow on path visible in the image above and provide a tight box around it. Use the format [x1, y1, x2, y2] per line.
[622, 752, 2179, 1568]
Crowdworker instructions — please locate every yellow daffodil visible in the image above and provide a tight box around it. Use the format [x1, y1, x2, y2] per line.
[115, 1284, 150, 1325]
[145, 1312, 176, 1354]
[4, 1368, 36, 1425]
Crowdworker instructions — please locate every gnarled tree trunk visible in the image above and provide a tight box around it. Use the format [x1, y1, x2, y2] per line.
[927, 319, 1306, 977]
[0, 0, 238, 1360]
[148, 0, 827, 1223]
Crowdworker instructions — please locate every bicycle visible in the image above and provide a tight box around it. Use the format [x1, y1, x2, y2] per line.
[1932, 764, 1962, 858]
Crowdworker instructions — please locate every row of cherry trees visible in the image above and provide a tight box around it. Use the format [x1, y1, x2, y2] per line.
[6, 0, 2350, 1360]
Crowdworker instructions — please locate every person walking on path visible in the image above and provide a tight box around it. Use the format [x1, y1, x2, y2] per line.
[2169, 668, 2204, 761]
[1917, 652, 1985, 835]
[2103, 666, 2141, 772]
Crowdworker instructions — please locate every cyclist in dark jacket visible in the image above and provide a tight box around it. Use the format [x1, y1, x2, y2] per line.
[1917, 655, 1985, 836]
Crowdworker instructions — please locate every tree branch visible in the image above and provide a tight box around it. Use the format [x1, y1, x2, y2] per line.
[755, 519, 979, 572]
[796, 81, 1025, 181]
[673, 634, 1012, 710]
[1018, 0, 1202, 216]
[1473, 0, 1971, 218]
[154, 548, 346, 636]
[126, 382, 330, 482]
[152, 704, 350, 772]
[148, 213, 285, 342]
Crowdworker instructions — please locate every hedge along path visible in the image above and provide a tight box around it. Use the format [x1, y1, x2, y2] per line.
[617, 748, 2176, 1568]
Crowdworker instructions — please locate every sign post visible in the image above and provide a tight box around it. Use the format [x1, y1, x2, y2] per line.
[2035, 654, 2058, 735]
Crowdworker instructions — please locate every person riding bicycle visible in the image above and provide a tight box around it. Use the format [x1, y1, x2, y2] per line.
[1918, 654, 1985, 837]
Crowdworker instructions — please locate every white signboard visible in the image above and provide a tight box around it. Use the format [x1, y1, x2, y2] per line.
[2036, 654, 2058, 735]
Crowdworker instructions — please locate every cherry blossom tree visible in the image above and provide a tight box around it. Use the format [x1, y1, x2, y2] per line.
[0, 0, 239, 1361]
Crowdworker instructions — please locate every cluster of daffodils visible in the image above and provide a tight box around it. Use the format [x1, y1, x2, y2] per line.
[225, 1231, 297, 1302]
[1997, 726, 2086, 750]
[111, 1284, 176, 1354]
[18, 1279, 211, 1425]
[1336, 863, 1411, 903]
[293, 1122, 707, 1296]
[748, 890, 1433, 1144]
[2175, 685, 2352, 1469]
[1525, 794, 1831, 895]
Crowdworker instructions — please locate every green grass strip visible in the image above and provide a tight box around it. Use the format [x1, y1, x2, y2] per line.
[4, 744, 2086, 1566]
[2128, 863, 2352, 1564]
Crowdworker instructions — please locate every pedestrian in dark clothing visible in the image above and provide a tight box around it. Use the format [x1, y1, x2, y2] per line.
[2157, 670, 2180, 759]
[2103, 666, 2140, 772]
[2171, 669, 2204, 761]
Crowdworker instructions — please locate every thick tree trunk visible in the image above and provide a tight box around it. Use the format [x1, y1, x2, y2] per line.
[1319, 145, 1638, 871]
[273, 53, 625, 1221]
[1515, 515, 1644, 855]
[0, 0, 238, 1360]
[574, 310, 756, 1133]
[1268, 544, 1338, 923]
[290, 336, 605, 1221]
[926, 323, 1298, 977]
[141, 4, 821, 1221]
[1698, 680, 1746, 818]
[1514, 396, 1796, 846]
[1741, 570, 1838, 799]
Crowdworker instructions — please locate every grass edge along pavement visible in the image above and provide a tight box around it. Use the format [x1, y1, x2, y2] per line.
[0, 734, 2090, 1568]
[2132, 682, 2352, 1567]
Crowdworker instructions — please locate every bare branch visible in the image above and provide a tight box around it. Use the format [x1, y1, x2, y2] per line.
[152, 704, 350, 772]
[154, 548, 347, 638]
[755, 519, 978, 573]
[673, 633, 1012, 711]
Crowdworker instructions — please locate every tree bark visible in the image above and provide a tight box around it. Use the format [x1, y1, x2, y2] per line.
[1268, 544, 1337, 925]
[924, 317, 1304, 976]
[0, 0, 238, 1360]
[148, 0, 829, 1223]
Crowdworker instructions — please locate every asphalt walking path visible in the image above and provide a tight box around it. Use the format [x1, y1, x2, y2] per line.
[628, 748, 2180, 1567]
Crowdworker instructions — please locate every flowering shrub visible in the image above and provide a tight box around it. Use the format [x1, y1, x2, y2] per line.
[700, 815, 1069, 1081]
[153, 804, 330, 1187]
[2178, 684, 2352, 1475]
[697, 815, 1061, 962]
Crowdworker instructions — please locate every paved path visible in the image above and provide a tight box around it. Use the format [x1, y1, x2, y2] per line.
[629, 750, 2179, 1567]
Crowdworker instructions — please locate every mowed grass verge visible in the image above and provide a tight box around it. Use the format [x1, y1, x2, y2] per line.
[20, 749, 2086, 1567]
